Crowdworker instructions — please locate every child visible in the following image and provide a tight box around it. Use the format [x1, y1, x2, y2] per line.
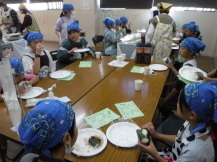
[0, 57, 39, 101]
[158, 37, 206, 118]
[120, 17, 131, 36]
[19, 99, 78, 162]
[185, 21, 202, 40]
[103, 17, 122, 57]
[138, 82, 216, 162]
[172, 23, 188, 45]
[57, 20, 95, 63]
[22, 32, 56, 78]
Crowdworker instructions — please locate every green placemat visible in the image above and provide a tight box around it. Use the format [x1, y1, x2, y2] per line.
[178, 75, 192, 84]
[83, 108, 120, 129]
[79, 61, 92, 68]
[58, 73, 76, 81]
[115, 101, 144, 119]
[130, 66, 144, 73]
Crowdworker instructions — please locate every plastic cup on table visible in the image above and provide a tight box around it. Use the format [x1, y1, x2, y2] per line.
[95, 52, 101, 59]
[120, 54, 126, 61]
[116, 56, 122, 64]
[144, 67, 150, 75]
[134, 80, 143, 91]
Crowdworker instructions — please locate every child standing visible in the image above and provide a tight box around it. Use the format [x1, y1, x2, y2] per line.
[139, 82, 216, 162]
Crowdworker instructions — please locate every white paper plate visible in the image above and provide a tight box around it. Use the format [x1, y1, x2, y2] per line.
[149, 64, 168, 71]
[106, 122, 140, 148]
[172, 42, 178, 47]
[50, 70, 71, 79]
[74, 48, 89, 53]
[173, 37, 180, 41]
[72, 128, 107, 157]
[179, 66, 207, 82]
[19, 87, 44, 99]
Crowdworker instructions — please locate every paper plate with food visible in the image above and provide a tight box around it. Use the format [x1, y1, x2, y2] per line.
[72, 128, 107, 157]
[179, 66, 207, 82]
[106, 122, 140, 148]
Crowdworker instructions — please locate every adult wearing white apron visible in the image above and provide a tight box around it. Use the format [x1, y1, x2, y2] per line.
[0, 0, 21, 33]
[146, 2, 176, 63]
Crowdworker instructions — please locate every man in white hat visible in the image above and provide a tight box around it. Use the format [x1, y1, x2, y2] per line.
[0, 0, 21, 33]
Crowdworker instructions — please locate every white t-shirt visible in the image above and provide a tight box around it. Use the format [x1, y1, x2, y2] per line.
[183, 59, 197, 67]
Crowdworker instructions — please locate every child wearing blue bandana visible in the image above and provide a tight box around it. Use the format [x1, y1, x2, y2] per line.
[138, 82, 216, 162]
[19, 99, 78, 162]
[57, 20, 95, 63]
[185, 21, 202, 40]
[120, 17, 131, 36]
[22, 32, 56, 78]
[158, 37, 206, 119]
[103, 17, 122, 56]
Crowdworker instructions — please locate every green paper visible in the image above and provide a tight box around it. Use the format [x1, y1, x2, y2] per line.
[83, 108, 120, 129]
[58, 73, 76, 81]
[79, 61, 92, 68]
[130, 66, 144, 73]
[178, 75, 192, 84]
[115, 101, 144, 119]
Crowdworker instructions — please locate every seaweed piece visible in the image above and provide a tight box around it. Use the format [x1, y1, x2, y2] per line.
[195, 72, 203, 80]
[136, 129, 151, 145]
[88, 136, 101, 147]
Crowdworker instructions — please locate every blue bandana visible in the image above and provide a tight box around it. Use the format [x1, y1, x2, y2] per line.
[180, 37, 206, 55]
[23, 32, 43, 43]
[63, 4, 74, 12]
[120, 17, 128, 23]
[18, 99, 75, 156]
[103, 17, 115, 28]
[115, 19, 122, 26]
[182, 23, 188, 29]
[9, 58, 24, 77]
[186, 21, 200, 33]
[67, 20, 80, 32]
[185, 82, 217, 134]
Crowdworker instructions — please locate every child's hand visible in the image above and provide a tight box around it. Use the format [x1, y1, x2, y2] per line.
[141, 122, 158, 139]
[36, 43, 43, 54]
[16, 86, 26, 94]
[166, 62, 174, 69]
[138, 140, 158, 157]
[199, 74, 214, 82]
[69, 47, 78, 54]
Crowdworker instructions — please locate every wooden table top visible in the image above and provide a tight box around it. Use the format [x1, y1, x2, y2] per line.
[67, 60, 169, 162]
[0, 57, 169, 161]
[0, 56, 116, 142]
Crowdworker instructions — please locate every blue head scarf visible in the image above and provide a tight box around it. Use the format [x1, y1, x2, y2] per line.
[67, 20, 80, 32]
[186, 21, 200, 33]
[115, 19, 122, 26]
[185, 82, 217, 134]
[182, 23, 188, 29]
[180, 37, 206, 55]
[120, 17, 128, 23]
[103, 17, 115, 28]
[9, 58, 24, 77]
[23, 32, 43, 43]
[63, 4, 74, 12]
[18, 99, 75, 156]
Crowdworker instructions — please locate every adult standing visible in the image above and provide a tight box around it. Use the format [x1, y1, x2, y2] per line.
[0, 0, 21, 33]
[146, 2, 176, 63]
[54, 3, 76, 43]
[19, 3, 40, 33]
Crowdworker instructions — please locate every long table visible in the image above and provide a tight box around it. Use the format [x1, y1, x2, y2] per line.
[0, 56, 169, 162]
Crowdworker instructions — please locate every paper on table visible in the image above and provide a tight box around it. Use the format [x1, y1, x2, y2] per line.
[83, 108, 120, 129]
[57, 73, 76, 81]
[115, 101, 144, 119]
[79, 61, 92, 68]
[130, 66, 144, 73]
[108, 60, 129, 67]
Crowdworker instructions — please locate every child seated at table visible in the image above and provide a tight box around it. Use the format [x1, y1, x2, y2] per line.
[172, 23, 188, 45]
[19, 99, 78, 162]
[57, 20, 96, 63]
[103, 17, 122, 57]
[0, 57, 39, 101]
[185, 21, 202, 40]
[120, 17, 131, 36]
[158, 37, 206, 119]
[22, 32, 56, 78]
[138, 82, 216, 162]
